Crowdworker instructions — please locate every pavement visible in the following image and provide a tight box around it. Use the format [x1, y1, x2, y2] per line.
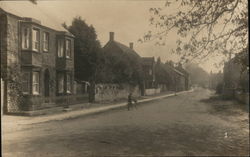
[2, 89, 193, 132]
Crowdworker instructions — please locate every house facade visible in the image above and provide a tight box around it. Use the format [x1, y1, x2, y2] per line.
[0, 8, 75, 113]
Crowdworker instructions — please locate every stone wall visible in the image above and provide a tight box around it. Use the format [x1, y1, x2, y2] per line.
[95, 84, 140, 102]
[144, 88, 161, 96]
[5, 14, 23, 112]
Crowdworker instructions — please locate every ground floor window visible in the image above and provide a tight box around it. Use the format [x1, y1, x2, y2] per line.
[32, 72, 40, 95]
[57, 73, 64, 94]
[21, 72, 30, 94]
[66, 74, 71, 93]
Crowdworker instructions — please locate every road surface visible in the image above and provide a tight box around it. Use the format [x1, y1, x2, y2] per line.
[2, 88, 249, 156]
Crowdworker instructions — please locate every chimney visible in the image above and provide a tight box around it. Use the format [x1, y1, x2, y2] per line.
[109, 32, 114, 41]
[129, 42, 133, 49]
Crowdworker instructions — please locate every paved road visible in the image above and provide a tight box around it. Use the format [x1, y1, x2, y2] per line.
[2, 88, 249, 156]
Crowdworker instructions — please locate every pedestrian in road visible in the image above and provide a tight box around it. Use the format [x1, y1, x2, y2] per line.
[127, 93, 137, 110]
[127, 93, 132, 111]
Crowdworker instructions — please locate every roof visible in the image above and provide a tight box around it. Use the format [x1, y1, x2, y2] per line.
[164, 63, 184, 76]
[103, 40, 141, 59]
[0, 1, 69, 33]
[114, 41, 141, 58]
[142, 57, 155, 65]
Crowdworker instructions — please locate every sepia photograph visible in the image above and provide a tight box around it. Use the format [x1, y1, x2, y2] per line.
[0, 0, 249, 156]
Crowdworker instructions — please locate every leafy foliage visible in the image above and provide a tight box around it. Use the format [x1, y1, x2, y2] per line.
[140, 0, 248, 69]
[65, 17, 104, 82]
[103, 47, 143, 86]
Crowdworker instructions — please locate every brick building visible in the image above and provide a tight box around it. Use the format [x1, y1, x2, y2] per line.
[0, 4, 75, 113]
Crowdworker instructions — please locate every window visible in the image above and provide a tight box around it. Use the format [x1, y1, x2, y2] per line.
[32, 29, 40, 51]
[43, 32, 49, 52]
[66, 74, 71, 93]
[21, 72, 30, 94]
[149, 69, 152, 75]
[32, 72, 40, 95]
[66, 39, 71, 58]
[57, 73, 64, 93]
[58, 39, 64, 57]
[22, 27, 30, 49]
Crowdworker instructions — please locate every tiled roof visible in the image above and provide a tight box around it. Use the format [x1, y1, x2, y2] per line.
[113, 41, 141, 58]
[142, 57, 155, 65]
[0, 1, 68, 32]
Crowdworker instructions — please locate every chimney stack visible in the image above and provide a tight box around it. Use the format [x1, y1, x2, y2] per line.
[109, 32, 114, 41]
[129, 42, 133, 49]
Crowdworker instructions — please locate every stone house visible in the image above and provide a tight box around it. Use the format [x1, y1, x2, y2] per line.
[101, 32, 143, 97]
[0, 4, 75, 113]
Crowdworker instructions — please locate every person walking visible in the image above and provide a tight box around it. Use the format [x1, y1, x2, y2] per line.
[127, 93, 133, 111]
[127, 93, 137, 110]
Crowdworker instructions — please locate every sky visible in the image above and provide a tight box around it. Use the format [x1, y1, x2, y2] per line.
[0, 0, 224, 73]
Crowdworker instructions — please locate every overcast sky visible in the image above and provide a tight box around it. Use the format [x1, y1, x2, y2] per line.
[1, 0, 224, 73]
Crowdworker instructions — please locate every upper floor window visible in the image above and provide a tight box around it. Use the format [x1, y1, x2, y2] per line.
[22, 27, 30, 49]
[32, 71, 40, 95]
[66, 39, 71, 58]
[43, 32, 49, 52]
[32, 28, 40, 51]
[58, 39, 64, 57]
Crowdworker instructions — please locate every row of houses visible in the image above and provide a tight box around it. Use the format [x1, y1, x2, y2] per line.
[0, 5, 190, 114]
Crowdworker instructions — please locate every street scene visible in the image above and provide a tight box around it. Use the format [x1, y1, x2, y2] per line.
[1, 0, 249, 157]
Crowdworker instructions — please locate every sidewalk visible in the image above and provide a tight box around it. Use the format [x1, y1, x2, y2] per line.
[2, 90, 193, 131]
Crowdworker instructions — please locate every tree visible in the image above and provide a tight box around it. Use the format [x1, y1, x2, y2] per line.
[140, 0, 248, 69]
[65, 17, 104, 102]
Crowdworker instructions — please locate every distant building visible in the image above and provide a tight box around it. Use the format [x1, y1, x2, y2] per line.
[163, 62, 186, 92]
[0, 5, 75, 113]
[141, 57, 156, 89]
[176, 63, 190, 90]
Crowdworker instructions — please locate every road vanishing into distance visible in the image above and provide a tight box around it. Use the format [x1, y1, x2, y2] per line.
[3, 88, 249, 156]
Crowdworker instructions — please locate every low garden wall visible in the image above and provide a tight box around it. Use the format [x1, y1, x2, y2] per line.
[144, 88, 161, 96]
[95, 84, 140, 102]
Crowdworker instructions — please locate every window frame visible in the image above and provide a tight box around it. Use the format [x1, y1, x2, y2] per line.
[65, 39, 71, 58]
[21, 71, 30, 94]
[57, 39, 64, 58]
[57, 73, 64, 94]
[32, 28, 40, 52]
[43, 32, 49, 52]
[22, 27, 30, 50]
[32, 71, 40, 95]
[66, 73, 71, 93]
